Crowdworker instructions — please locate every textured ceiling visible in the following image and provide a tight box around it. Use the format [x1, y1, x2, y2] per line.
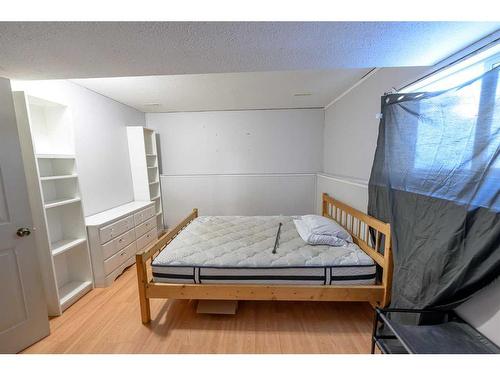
[0, 22, 498, 79]
[72, 69, 373, 112]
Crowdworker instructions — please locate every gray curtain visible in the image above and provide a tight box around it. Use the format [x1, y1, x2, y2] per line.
[368, 66, 500, 309]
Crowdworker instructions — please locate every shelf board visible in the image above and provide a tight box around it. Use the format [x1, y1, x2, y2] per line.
[40, 174, 78, 181]
[147, 166, 157, 169]
[146, 153, 157, 157]
[156, 210, 163, 216]
[59, 280, 93, 310]
[36, 154, 75, 159]
[44, 197, 81, 209]
[151, 195, 161, 200]
[51, 238, 87, 257]
[149, 180, 160, 185]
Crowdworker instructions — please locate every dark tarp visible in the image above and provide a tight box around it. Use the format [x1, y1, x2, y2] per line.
[368, 66, 500, 309]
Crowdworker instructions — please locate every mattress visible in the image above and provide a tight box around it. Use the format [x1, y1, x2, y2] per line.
[152, 216, 376, 285]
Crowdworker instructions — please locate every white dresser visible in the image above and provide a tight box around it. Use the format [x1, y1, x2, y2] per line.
[85, 201, 157, 287]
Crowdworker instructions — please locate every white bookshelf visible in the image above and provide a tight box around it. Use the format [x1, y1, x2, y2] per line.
[13, 92, 93, 316]
[127, 126, 165, 234]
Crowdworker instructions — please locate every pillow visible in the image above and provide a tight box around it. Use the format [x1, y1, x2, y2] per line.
[301, 214, 352, 242]
[294, 219, 349, 247]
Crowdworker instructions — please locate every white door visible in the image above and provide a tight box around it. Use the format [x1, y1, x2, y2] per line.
[0, 78, 49, 353]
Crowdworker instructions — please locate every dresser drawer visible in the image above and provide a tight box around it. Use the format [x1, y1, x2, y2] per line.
[103, 241, 137, 275]
[99, 215, 134, 244]
[102, 228, 136, 260]
[134, 205, 155, 225]
[104, 256, 135, 287]
[135, 216, 157, 238]
[136, 228, 157, 251]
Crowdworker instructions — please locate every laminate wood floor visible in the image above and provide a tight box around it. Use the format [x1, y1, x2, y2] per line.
[23, 266, 375, 354]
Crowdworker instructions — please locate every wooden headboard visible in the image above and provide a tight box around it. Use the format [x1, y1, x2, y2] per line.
[322, 193, 393, 304]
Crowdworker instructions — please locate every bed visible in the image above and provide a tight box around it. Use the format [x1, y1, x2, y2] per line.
[135, 193, 393, 324]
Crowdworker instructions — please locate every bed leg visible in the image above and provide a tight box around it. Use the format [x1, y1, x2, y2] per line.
[136, 255, 151, 324]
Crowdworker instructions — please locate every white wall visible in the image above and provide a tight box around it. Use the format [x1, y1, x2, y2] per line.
[318, 67, 427, 213]
[456, 277, 500, 347]
[146, 109, 323, 226]
[11, 80, 146, 216]
[315, 174, 369, 214]
[147, 109, 324, 174]
[162, 174, 316, 226]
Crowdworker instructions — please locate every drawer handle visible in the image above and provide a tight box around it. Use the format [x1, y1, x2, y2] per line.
[119, 238, 123, 243]
[120, 252, 126, 256]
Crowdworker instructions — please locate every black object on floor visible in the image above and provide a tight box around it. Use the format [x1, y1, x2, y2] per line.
[371, 307, 500, 354]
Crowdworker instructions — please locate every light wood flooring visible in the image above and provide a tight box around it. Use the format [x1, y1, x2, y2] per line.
[23, 266, 375, 354]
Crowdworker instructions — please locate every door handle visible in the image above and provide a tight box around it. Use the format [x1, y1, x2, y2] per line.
[16, 227, 31, 237]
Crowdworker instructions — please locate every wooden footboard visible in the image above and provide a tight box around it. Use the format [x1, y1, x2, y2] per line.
[136, 195, 392, 324]
[135, 208, 198, 323]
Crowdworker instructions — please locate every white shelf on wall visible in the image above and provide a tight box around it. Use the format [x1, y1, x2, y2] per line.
[127, 126, 165, 235]
[44, 197, 81, 209]
[51, 238, 87, 256]
[146, 155, 157, 168]
[59, 280, 93, 310]
[36, 154, 76, 159]
[40, 174, 78, 181]
[37, 157, 76, 178]
[13, 92, 94, 317]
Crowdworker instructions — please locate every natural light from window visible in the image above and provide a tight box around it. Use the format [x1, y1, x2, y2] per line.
[401, 42, 499, 209]
[403, 43, 500, 93]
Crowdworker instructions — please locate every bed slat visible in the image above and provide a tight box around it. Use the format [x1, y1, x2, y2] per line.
[321, 193, 392, 306]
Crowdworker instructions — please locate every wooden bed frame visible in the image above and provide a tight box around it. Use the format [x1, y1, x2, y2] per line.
[135, 193, 393, 324]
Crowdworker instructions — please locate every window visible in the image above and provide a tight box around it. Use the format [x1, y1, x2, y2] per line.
[394, 43, 500, 209]
[402, 43, 500, 93]
[404, 45, 500, 172]
[412, 77, 484, 172]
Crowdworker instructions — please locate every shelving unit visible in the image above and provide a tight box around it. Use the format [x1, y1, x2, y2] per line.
[13, 92, 93, 316]
[127, 126, 165, 234]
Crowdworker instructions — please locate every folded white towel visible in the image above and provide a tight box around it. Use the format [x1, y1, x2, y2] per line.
[294, 218, 349, 247]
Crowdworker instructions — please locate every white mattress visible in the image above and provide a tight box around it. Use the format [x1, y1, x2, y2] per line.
[152, 216, 376, 285]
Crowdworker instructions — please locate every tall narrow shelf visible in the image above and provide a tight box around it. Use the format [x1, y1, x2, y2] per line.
[13, 92, 93, 316]
[127, 127, 165, 234]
